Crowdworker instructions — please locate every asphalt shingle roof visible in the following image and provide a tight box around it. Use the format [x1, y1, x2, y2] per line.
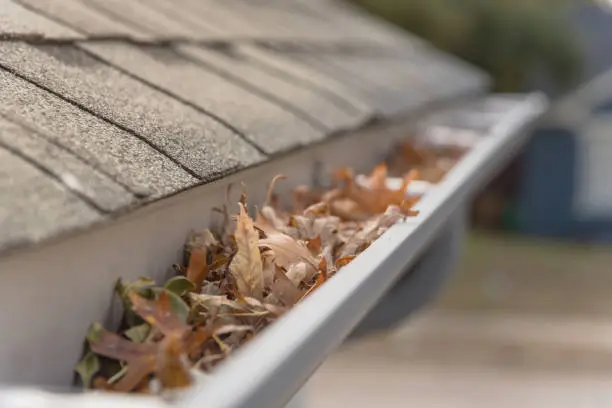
[0, 0, 488, 254]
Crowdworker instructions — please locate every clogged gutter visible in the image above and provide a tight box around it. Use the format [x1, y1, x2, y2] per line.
[74, 139, 467, 397]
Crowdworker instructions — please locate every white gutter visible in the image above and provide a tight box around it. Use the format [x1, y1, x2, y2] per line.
[0, 93, 547, 408]
[178, 93, 547, 408]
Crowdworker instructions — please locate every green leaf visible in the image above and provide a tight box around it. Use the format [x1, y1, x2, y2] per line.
[124, 323, 151, 343]
[86, 322, 104, 344]
[74, 351, 100, 388]
[164, 276, 195, 297]
[150, 288, 190, 323]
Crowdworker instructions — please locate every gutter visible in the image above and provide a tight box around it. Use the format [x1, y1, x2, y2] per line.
[0, 93, 547, 408]
[180, 93, 547, 408]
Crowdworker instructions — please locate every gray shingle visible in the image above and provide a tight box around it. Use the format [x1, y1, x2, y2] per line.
[236, 45, 373, 116]
[0, 116, 134, 212]
[0, 42, 265, 178]
[0, 146, 102, 252]
[293, 0, 424, 47]
[193, 0, 347, 41]
[175, 44, 368, 132]
[17, 0, 151, 40]
[81, 0, 208, 38]
[141, 0, 226, 37]
[283, 50, 475, 118]
[286, 53, 405, 116]
[161, 0, 318, 40]
[0, 68, 197, 199]
[81, 41, 325, 154]
[0, 0, 81, 39]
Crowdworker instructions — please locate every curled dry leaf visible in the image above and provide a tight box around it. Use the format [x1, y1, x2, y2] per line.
[78, 139, 462, 395]
[186, 229, 218, 291]
[230, 203, 264, 300]
[259, 230, 317, 271]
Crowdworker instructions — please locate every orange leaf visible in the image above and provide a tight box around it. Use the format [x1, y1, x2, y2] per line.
[186, 229, 218, 290]
[186, 249, 207, 291]
[306, 235, 322, 254]
[336, 255, 356, 268]
[129, 291, 190, 337]
[157, 336, 192, 390]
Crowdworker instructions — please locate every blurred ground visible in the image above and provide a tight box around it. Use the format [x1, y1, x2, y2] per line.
[305, 232, 612, 407]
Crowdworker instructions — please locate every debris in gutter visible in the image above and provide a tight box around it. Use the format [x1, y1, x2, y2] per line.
[74, 139, 469, 397]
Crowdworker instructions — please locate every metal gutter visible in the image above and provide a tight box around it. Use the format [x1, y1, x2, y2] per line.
[0, 93, 547, 408]
[178, 93, 548, 408]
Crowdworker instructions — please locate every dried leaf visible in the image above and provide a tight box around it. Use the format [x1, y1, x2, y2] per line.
[230, 203, 264, 299]
[285, 261, 315, 286]
[157, 336, 192, 390]
[129, 291, 190, 337]
[270, 266, 303, 306]
[79, 139, 454, 394]
[335, 255, 356, 269]
[115, 277, 156, 327]
[187, 231, 219, 286]
[88, 324, 157, 392]
[266, 174, 286, 207]
[259, 231, 317, 270]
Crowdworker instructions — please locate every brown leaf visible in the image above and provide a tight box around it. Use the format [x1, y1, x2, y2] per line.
[299, 265, 328, 302]
[229, 203, 264, 299]
[88, 327, 157, 392]
[186, 229, 218, 290]
[259, 231, 317, 271]
[306, 235, 322, 255]
[157, 336, 192, 390]
[129, 291, 190, 337]
[184, 327, 213, 359]
[270, 266, 303, 306]
[261, 253, 276, 288]
[186, 250, 207, 292]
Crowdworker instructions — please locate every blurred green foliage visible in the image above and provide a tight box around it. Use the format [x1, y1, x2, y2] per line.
[351, 0, 584, 93]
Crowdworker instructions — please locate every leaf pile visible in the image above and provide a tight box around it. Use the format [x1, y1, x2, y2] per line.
[76, 143, 465, 396]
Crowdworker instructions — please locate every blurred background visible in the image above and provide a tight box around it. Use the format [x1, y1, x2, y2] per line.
[306, 0, 612, 406]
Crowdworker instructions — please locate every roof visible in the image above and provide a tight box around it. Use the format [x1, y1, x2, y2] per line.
[0, 0, 488, 255]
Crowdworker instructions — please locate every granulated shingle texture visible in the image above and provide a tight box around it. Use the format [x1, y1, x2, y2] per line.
[0, 0, 82, 39]
[0, 69, 196, 199]
[0, 146, 102, 252]
[0, 42, 265, 178]
[0, 0, 490, 255]
[287, 52, 409, 116]
[81, 41, 326, 154]
[17, 0, 150, 40]
[176, 44, 368, 132]
[236, 45, 373, 117]
[0, 117, 134, 212]
[81, 0, 209, 38]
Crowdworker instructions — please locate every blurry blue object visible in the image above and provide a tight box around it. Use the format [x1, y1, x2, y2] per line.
[517, 127, 577, 238]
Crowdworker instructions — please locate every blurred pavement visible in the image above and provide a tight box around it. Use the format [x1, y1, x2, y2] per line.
[305, 233, 612, 407]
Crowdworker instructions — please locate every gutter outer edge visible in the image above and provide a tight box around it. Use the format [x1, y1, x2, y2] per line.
[180, 93, 549, 408]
